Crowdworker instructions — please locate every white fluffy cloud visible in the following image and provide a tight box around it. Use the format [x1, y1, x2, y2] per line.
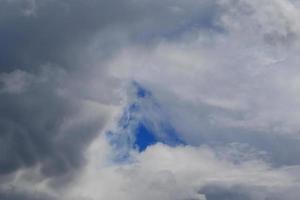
[63, 135, 299, 200]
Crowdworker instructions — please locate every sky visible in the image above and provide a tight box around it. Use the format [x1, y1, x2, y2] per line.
[1, 0, 300, 199]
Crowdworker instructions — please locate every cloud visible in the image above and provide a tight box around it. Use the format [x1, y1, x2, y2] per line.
[1, 0, 300, 199]
[106, 0, 300, 165]
[64, 138, 298, 200]
[0, 70, 33, 94]
[0, 0, 220, 198]
[0, 0, 219, 71]
[0, 66, 116, 177]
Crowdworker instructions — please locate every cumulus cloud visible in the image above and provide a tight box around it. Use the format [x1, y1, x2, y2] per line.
[1, 0, 300, 199]
[63, 136, 299, 200]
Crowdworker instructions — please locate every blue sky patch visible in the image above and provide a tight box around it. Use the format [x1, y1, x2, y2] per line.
[107, 82, 184, 161]
[134, 123, 158, 151]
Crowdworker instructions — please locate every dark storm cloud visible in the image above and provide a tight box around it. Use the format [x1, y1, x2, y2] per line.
[0, 68, 107, 177]
[0, 0, 137, 71]
[0, 189, 55, 200]
[0, 0, 140, 180]
[0, 0, 220, 71]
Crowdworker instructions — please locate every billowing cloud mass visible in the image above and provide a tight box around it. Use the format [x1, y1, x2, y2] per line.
[1, 0, 300, 199]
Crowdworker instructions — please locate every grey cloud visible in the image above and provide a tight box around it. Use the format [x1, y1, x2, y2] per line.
[201, 185, 253, 200]
[0, 68, 106, 177]
[0, 70, 33, 94]
[0, 0, 222, 199]
[0, 0, 134, 70]
[0, 68, 112, 200]
[0, 0, 219, 71]
[200, 184, 300, 200]
[2, 0, 300, 199]
[0, 187, 56, 200]
[0, 0, 222, 177]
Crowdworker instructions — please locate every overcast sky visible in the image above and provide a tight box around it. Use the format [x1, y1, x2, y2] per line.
[1, 0, 300, 199]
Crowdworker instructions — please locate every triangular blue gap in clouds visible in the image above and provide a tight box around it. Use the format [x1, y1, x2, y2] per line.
[132, 82, 185, 151]
[134, 123, 157, 152]
[106, 82, 185, 162]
